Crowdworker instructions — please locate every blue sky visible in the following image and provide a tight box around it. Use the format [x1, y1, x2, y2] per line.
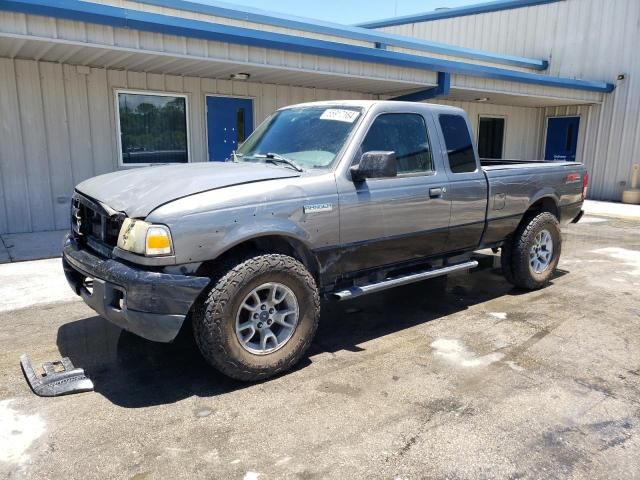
[200, 0, 475, 25]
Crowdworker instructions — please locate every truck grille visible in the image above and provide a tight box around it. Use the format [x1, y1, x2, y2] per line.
[71, 193, 125, 253]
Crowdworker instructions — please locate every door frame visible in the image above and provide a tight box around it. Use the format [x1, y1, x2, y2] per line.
[476, 114, 507, 160]
[542, 114, 582, 161]
[204, 93, 256, 162]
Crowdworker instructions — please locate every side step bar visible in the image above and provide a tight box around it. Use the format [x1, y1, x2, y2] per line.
[330, 260, 478, 301]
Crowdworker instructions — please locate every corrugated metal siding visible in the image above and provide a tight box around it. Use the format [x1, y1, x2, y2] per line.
[0, 58, 372, 234]
[380, 0, 640, 200]
[450, 74, 602, 105]
[92, 0, 547, 71]
[97, 0, 374, 48]
[434, 99, 544, 160]
[0, 11, 438, 88]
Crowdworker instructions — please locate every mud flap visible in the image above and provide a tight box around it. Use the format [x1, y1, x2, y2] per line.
[20, 354, 94, 397]
[571, 210, 584, 223]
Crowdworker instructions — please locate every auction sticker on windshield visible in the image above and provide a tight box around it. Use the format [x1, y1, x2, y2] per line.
[320, 109, 360, 123]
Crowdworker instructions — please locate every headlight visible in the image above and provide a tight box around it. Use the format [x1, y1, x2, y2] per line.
[117, 218, 173, 256]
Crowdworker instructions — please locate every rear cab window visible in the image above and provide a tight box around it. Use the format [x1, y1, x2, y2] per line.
[438, 114, 477, 173]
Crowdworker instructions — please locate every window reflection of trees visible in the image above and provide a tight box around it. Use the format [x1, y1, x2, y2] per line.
[119, 94, 188, 164]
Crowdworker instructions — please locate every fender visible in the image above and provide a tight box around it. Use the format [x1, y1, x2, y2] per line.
[203, 219, 323, 282]
[527, 188, 560, 216]
[165, 208, 330, 267]
[220, 217, 315, 254]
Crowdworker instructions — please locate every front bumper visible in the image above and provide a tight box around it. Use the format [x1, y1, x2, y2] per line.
[62, 234, 209, 342]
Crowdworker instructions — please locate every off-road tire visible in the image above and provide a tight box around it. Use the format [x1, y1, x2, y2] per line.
[192, 253, 320, 381]
[509, 212, 561, 290]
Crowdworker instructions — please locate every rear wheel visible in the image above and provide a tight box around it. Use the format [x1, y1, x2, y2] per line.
[192, 253, 320, 381]
[507, 212, 561, 290]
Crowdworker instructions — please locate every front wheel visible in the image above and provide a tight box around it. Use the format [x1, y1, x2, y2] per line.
[507, 212, 562, 290]
[193, 253, 320, 381]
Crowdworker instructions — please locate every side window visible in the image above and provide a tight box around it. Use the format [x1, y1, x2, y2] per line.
[439, 114, 477, 173]
[359, 113, 433, 174]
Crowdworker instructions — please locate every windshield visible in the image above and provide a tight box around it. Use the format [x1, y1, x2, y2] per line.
[236, 106, 363, 169]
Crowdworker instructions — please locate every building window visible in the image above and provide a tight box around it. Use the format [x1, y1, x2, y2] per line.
[116, 91, 189, 165]
[478, 116, 505, 159]
[438, 114, 476, 173]
[360, 113, 433, 174]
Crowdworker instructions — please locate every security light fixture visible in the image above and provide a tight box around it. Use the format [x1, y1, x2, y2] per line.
[475, 97, 489, 102]
[230, 72, 251, 80]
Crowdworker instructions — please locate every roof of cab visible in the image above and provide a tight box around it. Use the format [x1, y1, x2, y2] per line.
[279, 100, 466, 115]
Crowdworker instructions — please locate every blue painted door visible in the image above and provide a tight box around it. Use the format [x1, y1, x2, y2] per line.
[206, 96, 254, 161]
[544, 116, 580, 161]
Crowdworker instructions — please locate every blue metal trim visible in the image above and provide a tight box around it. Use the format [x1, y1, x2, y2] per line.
[0, 0, 614, 93]
[392, 72, 451, 101]
[356, 0, 564, 29]
[131, 0, 549, 69]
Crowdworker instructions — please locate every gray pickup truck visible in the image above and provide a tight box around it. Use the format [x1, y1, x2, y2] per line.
[62, 100, 587, 380]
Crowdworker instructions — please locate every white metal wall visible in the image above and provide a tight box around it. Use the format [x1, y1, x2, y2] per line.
[92, 0, 548, 72]
[379, 0, 640, 200]
[0, 7, 601, 104]
[0, 58, 372, 234]
[0, 10, 438, 91]
[433, 99, 545, 160]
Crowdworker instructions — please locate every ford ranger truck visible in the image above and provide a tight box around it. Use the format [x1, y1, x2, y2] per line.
[62, 101, 587, 381]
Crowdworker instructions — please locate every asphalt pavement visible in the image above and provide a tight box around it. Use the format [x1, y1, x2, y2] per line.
[1, 214, 639, 479]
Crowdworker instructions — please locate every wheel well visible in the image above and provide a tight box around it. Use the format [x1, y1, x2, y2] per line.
[504, 197, 559, 244]
[525, 197, 559, 220]
[196, 235, 321, 284]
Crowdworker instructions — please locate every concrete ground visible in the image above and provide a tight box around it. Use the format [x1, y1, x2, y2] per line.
[1, 214, 640, 480]
[583, 199, 640, 219]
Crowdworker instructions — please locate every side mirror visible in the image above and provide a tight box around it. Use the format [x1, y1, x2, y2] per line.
[350, 151, 397, 182]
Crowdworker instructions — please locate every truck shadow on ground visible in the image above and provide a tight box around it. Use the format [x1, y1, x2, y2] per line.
[56, 264, 568, 409]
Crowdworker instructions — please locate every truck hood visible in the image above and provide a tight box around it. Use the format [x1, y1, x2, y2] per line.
[76, 162, 301, 218]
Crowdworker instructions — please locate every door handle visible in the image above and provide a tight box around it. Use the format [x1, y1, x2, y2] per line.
[429, 187, 446, 198]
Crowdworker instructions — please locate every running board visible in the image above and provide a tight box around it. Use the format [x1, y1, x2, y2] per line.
[330, 260, 479, 301]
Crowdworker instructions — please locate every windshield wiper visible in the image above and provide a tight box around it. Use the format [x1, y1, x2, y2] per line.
[251, 153, 303, 172]
[229, 150, 243, 162]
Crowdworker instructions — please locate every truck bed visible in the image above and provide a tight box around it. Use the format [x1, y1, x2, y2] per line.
[479, 159, 585, 246]
[480, 158, 579, 169]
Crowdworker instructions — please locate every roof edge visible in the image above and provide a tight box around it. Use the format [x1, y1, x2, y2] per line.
[356, 0, 564, 29]
[134, 0, 548, 70]
[0, 0, 613, 94]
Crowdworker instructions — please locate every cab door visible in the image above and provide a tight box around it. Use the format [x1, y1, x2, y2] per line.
[434, 112, 488, 251]
[332, 111, 451, 275]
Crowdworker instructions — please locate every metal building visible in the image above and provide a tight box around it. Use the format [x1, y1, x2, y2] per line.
[360, 0, 639, 205]
[0, 0, 629, 234]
